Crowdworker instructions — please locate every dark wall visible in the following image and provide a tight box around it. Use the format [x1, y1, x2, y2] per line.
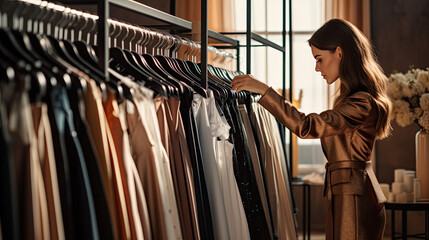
[371, 0, 429, 184]
[371, 0, 429, 74]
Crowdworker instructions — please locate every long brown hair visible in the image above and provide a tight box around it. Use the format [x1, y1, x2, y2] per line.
[308, 19, 391, 139]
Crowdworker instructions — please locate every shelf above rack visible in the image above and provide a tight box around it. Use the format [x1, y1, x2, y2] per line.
[221, 32, 285, 52]
[108, 0, 191, 31]
[51, 0, 192, 32]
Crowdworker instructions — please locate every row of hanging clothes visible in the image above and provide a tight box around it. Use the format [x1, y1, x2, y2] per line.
[0, 0, 298, 239]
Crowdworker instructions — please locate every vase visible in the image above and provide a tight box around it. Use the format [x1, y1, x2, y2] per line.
[416, 129, 429, 201]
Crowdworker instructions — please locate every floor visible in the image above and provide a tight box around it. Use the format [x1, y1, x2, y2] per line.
[297, 231, 391, 240]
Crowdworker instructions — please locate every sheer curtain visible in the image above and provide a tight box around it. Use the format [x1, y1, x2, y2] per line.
[325, 0, 371, 36]
[175, 0, 236, 32]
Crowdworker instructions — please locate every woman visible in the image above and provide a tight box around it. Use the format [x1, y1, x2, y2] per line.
[231, 19, 391, 240]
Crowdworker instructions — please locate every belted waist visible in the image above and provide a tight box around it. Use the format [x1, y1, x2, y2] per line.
[325, 160, 367, 171]
[323, 160, 386, 204]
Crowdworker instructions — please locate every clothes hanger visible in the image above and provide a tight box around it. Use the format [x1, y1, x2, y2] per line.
[11, 2, 56, 71]
[108, 21, 169, 97]
[0, 5, 41, 69]
[153, 32, 207, 98]
[170, 37, 200, 80]
[118, 22, 161, 80]
[173, 41, 228, 107]
[133, 28, 182, 97]
[62, 10, 105, 79]
[182, 40, 230, 101]
[46, 7, 95, 76]
[5, 1, 49, 103]
[62, 9, 125, 102]
[125, 26, 185, 99]
[73, 13, 99, 65]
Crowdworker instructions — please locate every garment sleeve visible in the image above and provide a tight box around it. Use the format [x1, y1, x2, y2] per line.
[258, 87, 373, 139]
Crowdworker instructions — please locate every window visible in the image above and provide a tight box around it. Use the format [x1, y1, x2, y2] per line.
[290, 0, 327, 173]
[233, 0, 327, 174]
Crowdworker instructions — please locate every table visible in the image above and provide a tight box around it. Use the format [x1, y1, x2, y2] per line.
[292, 180, 312, 240]
[385, 202, 429, 239]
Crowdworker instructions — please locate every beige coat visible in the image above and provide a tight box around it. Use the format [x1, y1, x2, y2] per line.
[258, 87, 386, 240]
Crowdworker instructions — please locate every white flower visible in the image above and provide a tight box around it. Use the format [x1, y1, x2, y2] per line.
[418, 111, 429, 132]
[390, 73, 406, 82]
[387, 79, 403, 100]
[417, 71, 429, 90]
[409, 68, 423, 79]
[401, 85, 413, 98]
[414, 107, 424, 118]
[402, 80, 425, 98]
[396, 112, 415, 127]
[392, 100, 415, 127]
[387, 67, 429, 130]
[388, 73, 410, 100]
[420, 93, 429, 111]
[392, 99, 409, 113]
[406, 72, 415, 82]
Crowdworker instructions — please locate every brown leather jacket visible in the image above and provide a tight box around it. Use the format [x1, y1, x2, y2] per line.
[258, 87, 386, 240]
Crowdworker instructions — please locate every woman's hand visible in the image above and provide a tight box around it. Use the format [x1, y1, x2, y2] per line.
[231, 74, 270, 95]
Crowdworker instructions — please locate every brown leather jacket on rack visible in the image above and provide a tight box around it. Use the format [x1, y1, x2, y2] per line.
[258, 87, 386, 240]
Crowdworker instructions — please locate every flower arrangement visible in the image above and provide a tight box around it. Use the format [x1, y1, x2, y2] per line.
[387, 67, 429, 131]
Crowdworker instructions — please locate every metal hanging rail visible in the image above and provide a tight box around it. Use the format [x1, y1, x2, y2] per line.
[208, 30, 239, 46]
[221, 32, 285, 52]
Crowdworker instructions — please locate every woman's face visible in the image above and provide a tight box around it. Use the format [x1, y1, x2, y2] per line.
[311, 45, 342, 84]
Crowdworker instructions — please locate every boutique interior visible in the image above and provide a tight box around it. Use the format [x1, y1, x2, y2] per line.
[0, 0, 428, 239]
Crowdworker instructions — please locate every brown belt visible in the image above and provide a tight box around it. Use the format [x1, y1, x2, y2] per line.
[324, 160, 386, 203]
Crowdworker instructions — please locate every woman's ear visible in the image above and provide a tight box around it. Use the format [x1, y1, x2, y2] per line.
[336, 46, 342, 59]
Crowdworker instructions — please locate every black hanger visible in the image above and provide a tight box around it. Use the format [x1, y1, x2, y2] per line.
[124, 50, 164, 81]
[108, 69, 136, 104]
[0, 29, 41, 69]
[21, 32, 86, 101]
[11, 31, 67, 99]
[109, 47, 168, 97]
[154, 55, 208, 98]
[74, 41, 98, 65]
[139, 53, 183, 96]
[62, 40, 102, 77]
[129, 50, 181, 97]
[0, 35, 25, 69]
[23, 32, 65, 73]
[47, 36, 92, 75]
[63, 40, 127, 103]
[0, 58, 16, 85]
[185, 60, 230, 101]
[174, 58, 201, 81]
[0, 29, 52, 104]
[29, 71, 48, 104]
